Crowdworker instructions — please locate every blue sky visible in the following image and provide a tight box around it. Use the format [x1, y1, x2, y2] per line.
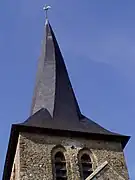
[0, 0, 135, 179]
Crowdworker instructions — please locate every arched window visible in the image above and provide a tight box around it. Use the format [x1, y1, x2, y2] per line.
[78, 149, 93, 180]
[81, 154, 93, 179]
[52, 145, 67, 180]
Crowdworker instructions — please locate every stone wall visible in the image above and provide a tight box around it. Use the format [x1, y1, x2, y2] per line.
[18, 132, 129, 180]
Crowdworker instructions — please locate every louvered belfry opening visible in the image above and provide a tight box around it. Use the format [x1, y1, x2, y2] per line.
[81, 154, 93, 180]
[54, 151, 67, 180]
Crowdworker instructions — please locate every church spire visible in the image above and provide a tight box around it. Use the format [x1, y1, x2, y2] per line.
[30, 13, 82, 121]
[2, 8, 130, 180]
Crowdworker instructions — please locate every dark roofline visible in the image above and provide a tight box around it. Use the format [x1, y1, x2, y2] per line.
[2, 124, 130, 180]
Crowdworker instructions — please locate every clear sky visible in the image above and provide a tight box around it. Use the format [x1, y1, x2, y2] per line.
[0, 0, 134, 179]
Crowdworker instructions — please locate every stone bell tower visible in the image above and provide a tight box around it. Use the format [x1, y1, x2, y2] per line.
[3, 7, 130, 180]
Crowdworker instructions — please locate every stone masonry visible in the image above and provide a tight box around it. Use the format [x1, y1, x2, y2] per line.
[10, 132, 129, 180]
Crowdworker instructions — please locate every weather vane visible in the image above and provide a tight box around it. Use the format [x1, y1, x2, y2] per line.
[43, 5, 51, 20]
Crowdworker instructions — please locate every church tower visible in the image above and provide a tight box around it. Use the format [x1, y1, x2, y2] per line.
[3, 9, 130, 180]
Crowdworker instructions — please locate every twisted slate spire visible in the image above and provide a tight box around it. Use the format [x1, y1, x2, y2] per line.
[27, 19, 129, 145]
[30, 19, 81, 121]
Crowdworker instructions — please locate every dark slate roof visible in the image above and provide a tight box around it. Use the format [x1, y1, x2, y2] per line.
[22, 108, 124, 136]
[2, 20, 130, 180]
[30, 19, 81, 121]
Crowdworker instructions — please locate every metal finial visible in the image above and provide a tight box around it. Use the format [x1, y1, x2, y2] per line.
[43, 5, 51, 20]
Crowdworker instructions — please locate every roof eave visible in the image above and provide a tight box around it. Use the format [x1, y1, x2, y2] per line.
[16, 124, 130, 148]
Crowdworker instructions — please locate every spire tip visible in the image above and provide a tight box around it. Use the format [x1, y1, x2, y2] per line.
[43, 5, 51, 20]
